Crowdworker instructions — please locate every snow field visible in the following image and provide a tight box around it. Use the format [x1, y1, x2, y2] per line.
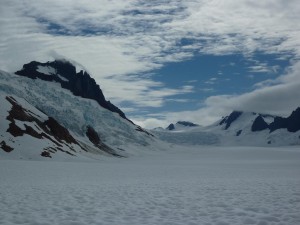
[1, 146, 300, 225]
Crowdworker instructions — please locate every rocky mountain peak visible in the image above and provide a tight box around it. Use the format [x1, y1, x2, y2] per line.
[166, 123, 175, 131]
[251, 115, 269, 132]
[15, 60, 128, 122]
[269, 107, 300, 133]
[219, 111, 243, 130]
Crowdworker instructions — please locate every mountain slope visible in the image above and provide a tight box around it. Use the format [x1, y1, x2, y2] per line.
[0, 61, 158, 160]
[1, 93, 86, 159]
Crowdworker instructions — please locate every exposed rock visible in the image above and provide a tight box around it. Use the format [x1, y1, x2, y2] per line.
[251, 116, 269, 132]
[286, 107, 300, 132]
[24, 124, 43, 139]
[86, 126, 101, 146]
[0, 141, 14, 152]
[166, 123, 175, 130]
[7, 122, 24, 137]
[269, 117, 287, 132]
[41, 151, 52, 158]
[85, 125, 123, 157]
[44, 117, 78, 144]
[219, 111, 243, 130]
[269, 107, 300, 133]
[236, 130, 242, 136]
[5, 96, 80, 153]
[6, 96, 36, 122]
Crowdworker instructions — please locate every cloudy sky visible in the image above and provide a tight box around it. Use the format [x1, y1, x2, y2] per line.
[1, 0, 300, 128]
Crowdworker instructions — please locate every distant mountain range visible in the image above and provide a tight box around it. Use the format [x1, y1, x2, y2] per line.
[153, 109, 300, 146]
[219, 109, 300, 133]
[166, 121, 200, 131]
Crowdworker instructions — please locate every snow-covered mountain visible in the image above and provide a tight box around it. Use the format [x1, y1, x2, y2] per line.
[153, 110, 300, 146]
[15, 60, 129, 121]
[0, 60, 159, 160]
[165, 121, 200, 131]
[214, 109, 300, 134]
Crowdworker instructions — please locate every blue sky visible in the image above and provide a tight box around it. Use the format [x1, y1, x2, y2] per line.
[1, 0, 300, 128]
[126, 52, 291, 113]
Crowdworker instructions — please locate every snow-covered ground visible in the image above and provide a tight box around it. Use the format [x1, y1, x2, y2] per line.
[1, 146, 300, 225]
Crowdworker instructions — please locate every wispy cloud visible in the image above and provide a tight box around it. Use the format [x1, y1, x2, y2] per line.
[1, 0, 300, 127]
[205, 77, 218, 85]
[199, 88, 214, 92]
[247, 60, 281, 74]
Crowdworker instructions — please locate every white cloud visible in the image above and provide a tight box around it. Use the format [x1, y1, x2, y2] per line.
[1, 0, 300, 127]
[199, 88, 214, 92]
[204, 77, 218, 85]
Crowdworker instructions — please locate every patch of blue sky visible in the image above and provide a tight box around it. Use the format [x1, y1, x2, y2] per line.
[126, 52, 292, 116]
[34, 17, 116, 36]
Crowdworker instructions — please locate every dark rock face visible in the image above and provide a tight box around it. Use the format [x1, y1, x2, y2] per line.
[219, 111, 243, 130]
[0, 141, 14, 152]
[15, 60, 128, 121]
[44, 117, 77, 144]
[251, 116, 269, 132]
[236, 130, 242, 136]
[41, 151, 52, 158]
[166, 123, 175, 130]
[5, 96, 81, 153]
[177, 121, 199, 127]
[269, 117, 286, 132]
[269, 107, 300, 133]
[85, 125, 123, 157]
[286, 107, 300, 132]
[86, 126, 101, 146]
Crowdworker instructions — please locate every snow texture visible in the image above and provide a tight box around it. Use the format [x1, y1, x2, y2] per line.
[57, 74, 69, 82]
[1, 146, 300, 225]
[37, 66, 56, 75]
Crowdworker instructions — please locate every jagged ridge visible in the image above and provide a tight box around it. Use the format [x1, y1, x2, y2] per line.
[15, 60, 128, 122]
[219, 109, 300, 133]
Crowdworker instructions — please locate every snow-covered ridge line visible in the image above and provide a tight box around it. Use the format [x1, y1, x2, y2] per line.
[153, 110, 300, 146]
[0, 65, 160, 160]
